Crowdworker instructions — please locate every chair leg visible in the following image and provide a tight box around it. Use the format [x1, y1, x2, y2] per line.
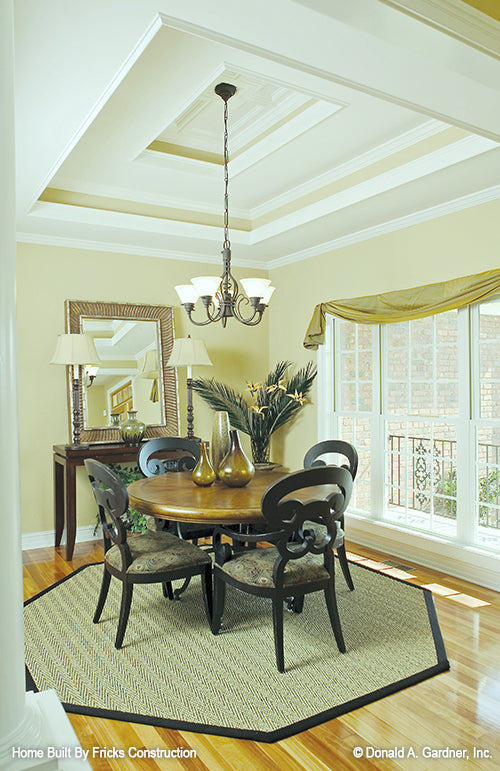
[288, 595, 304, 613]
[272, 595, 285, 672]
[201, 563, 213, 624]
[324, 583, 346, 653]
[162, 581, 174, 599]
[115, 582, 133, 649]
[211, 571, 226, 635]
[93, 568, 111, 623]
[172, 576, 192, 600]
[337, 542, 355, 591]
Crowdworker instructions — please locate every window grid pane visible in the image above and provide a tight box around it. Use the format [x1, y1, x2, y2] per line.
[386, 420, 457, 537]
[330, 304, 500, 554]
[338, 416, 371, 513]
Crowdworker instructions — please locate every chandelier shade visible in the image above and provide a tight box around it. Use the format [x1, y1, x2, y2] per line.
[175, 83, 275, 327]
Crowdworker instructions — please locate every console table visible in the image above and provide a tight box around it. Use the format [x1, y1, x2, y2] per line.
[53, 443, 143, 561]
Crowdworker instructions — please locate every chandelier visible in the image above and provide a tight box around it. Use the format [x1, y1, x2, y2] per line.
[175, 83, 275, 327]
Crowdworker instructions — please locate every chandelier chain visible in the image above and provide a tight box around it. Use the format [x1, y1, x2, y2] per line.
[176, 82, 273, 327]
[223, 97, 230, 249]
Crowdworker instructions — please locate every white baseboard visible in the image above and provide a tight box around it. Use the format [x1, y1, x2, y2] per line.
[22, 519, 499, 589]
[347, 514, 500, 591]
[21, 526, 99, 552]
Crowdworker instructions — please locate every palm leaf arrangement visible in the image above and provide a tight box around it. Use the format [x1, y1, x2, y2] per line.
[191, 360, 317, 463]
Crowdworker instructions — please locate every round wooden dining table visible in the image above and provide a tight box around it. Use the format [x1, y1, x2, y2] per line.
[127, 469, 287, 526]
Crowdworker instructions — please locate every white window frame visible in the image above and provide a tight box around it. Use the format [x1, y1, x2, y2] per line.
[317, 309, 500, 590]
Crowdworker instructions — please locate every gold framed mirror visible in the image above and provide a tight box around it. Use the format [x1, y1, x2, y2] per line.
[66, 300, 179, 443]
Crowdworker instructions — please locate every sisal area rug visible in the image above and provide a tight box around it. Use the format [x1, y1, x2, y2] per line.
[24, 561, 449, 742]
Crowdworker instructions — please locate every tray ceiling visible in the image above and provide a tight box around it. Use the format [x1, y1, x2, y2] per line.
[15, 0, 500, 268]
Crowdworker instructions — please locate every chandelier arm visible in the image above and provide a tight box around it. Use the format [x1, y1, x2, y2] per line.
[232, 297, 266, 325]
[183, 302, 224, 326]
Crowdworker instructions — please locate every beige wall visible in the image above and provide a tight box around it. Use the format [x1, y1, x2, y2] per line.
[16, 244, 269, 534]
[16, 199, 500, 535]
[268, 198, 500, 471]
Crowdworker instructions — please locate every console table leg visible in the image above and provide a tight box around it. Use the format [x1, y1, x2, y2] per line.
[65, 463, 77, 561]
[54, 460, 65, 548]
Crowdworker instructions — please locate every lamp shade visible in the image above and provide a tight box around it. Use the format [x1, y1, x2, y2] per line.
[166, 337, 212, 368]
[140, 349, 159, 379]
[50, 334, 100, 365]
[190, 276, 222, 298]
[174, 284, 199, 304]
[240, 278, 271, 299]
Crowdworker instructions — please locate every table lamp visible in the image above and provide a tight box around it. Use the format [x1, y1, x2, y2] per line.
[51, 333, 100, 446]
[166, 336, 212, 440]
[140, 349, 159, 402]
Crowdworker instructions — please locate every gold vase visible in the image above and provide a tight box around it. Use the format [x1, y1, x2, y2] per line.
[219, 429, 255, 488]
[211, 411, 231, 479]
[192, 441, 216, 486]
[119, 410, 145, 446]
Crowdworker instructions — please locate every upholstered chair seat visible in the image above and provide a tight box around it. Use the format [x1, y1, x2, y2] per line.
[105, 531, 212, 576]
[220, 527, 344, 588]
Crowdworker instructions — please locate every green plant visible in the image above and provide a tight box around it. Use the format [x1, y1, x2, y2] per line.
[107, 463, 147, 533]
[192, 360, 317, 464]
[440, 467, 500, 527]
[440, 468, 457, 517]
[478, 469, 500, 526]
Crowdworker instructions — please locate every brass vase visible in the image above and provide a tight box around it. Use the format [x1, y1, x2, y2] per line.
[219, 429, 255, 487]
[211, 411, 231, 479]
[119, 410, 145, 445]
[192, 441, 216, 486]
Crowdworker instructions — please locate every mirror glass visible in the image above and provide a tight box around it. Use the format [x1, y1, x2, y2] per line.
[81, 318, 162, 429]
[67, 300, 179, 443]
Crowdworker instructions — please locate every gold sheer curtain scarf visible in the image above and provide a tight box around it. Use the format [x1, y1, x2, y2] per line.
[303, 269, 500, 350]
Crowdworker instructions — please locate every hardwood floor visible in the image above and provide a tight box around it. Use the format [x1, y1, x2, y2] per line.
[23, 540, 500, 770]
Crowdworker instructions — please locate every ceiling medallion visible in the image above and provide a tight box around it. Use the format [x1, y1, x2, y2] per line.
[175, 83, 275, 327]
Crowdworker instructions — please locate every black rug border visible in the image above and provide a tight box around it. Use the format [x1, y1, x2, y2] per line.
[25, 560, 450, 743]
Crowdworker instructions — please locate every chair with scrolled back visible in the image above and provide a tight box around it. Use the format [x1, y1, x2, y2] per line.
[138, 437, 212, 543]
[303, 440, 358, 591]
[84, 458, 212, 649]
[210, 465, 352, 672]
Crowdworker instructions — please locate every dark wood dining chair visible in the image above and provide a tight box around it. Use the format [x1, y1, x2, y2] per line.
[138, 437, 212, 543]
[211, 465, 353, 672]
[303, 440, 358, 591]
[85, 459, 212, 649]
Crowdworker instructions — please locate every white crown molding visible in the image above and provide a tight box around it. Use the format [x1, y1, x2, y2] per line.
[267, 184, 500, 268]
[250, 118, 446, 217]
[48, 176, 249, 220]
[230, 100, 343, 177]
[137, 100, 343, 180]
[16, 232, 261, 269]
[250, 135, 499, 244]
[40, 134, 497, 250]
[29, 200, 252, 244]
[57, 120, 444, 222]
[18, 184, 500, 270]
[157, 12, 500, 141]
[380, 0, 500, 58]
[135, 147, 221, 177]
[25, 13, 165, 215]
